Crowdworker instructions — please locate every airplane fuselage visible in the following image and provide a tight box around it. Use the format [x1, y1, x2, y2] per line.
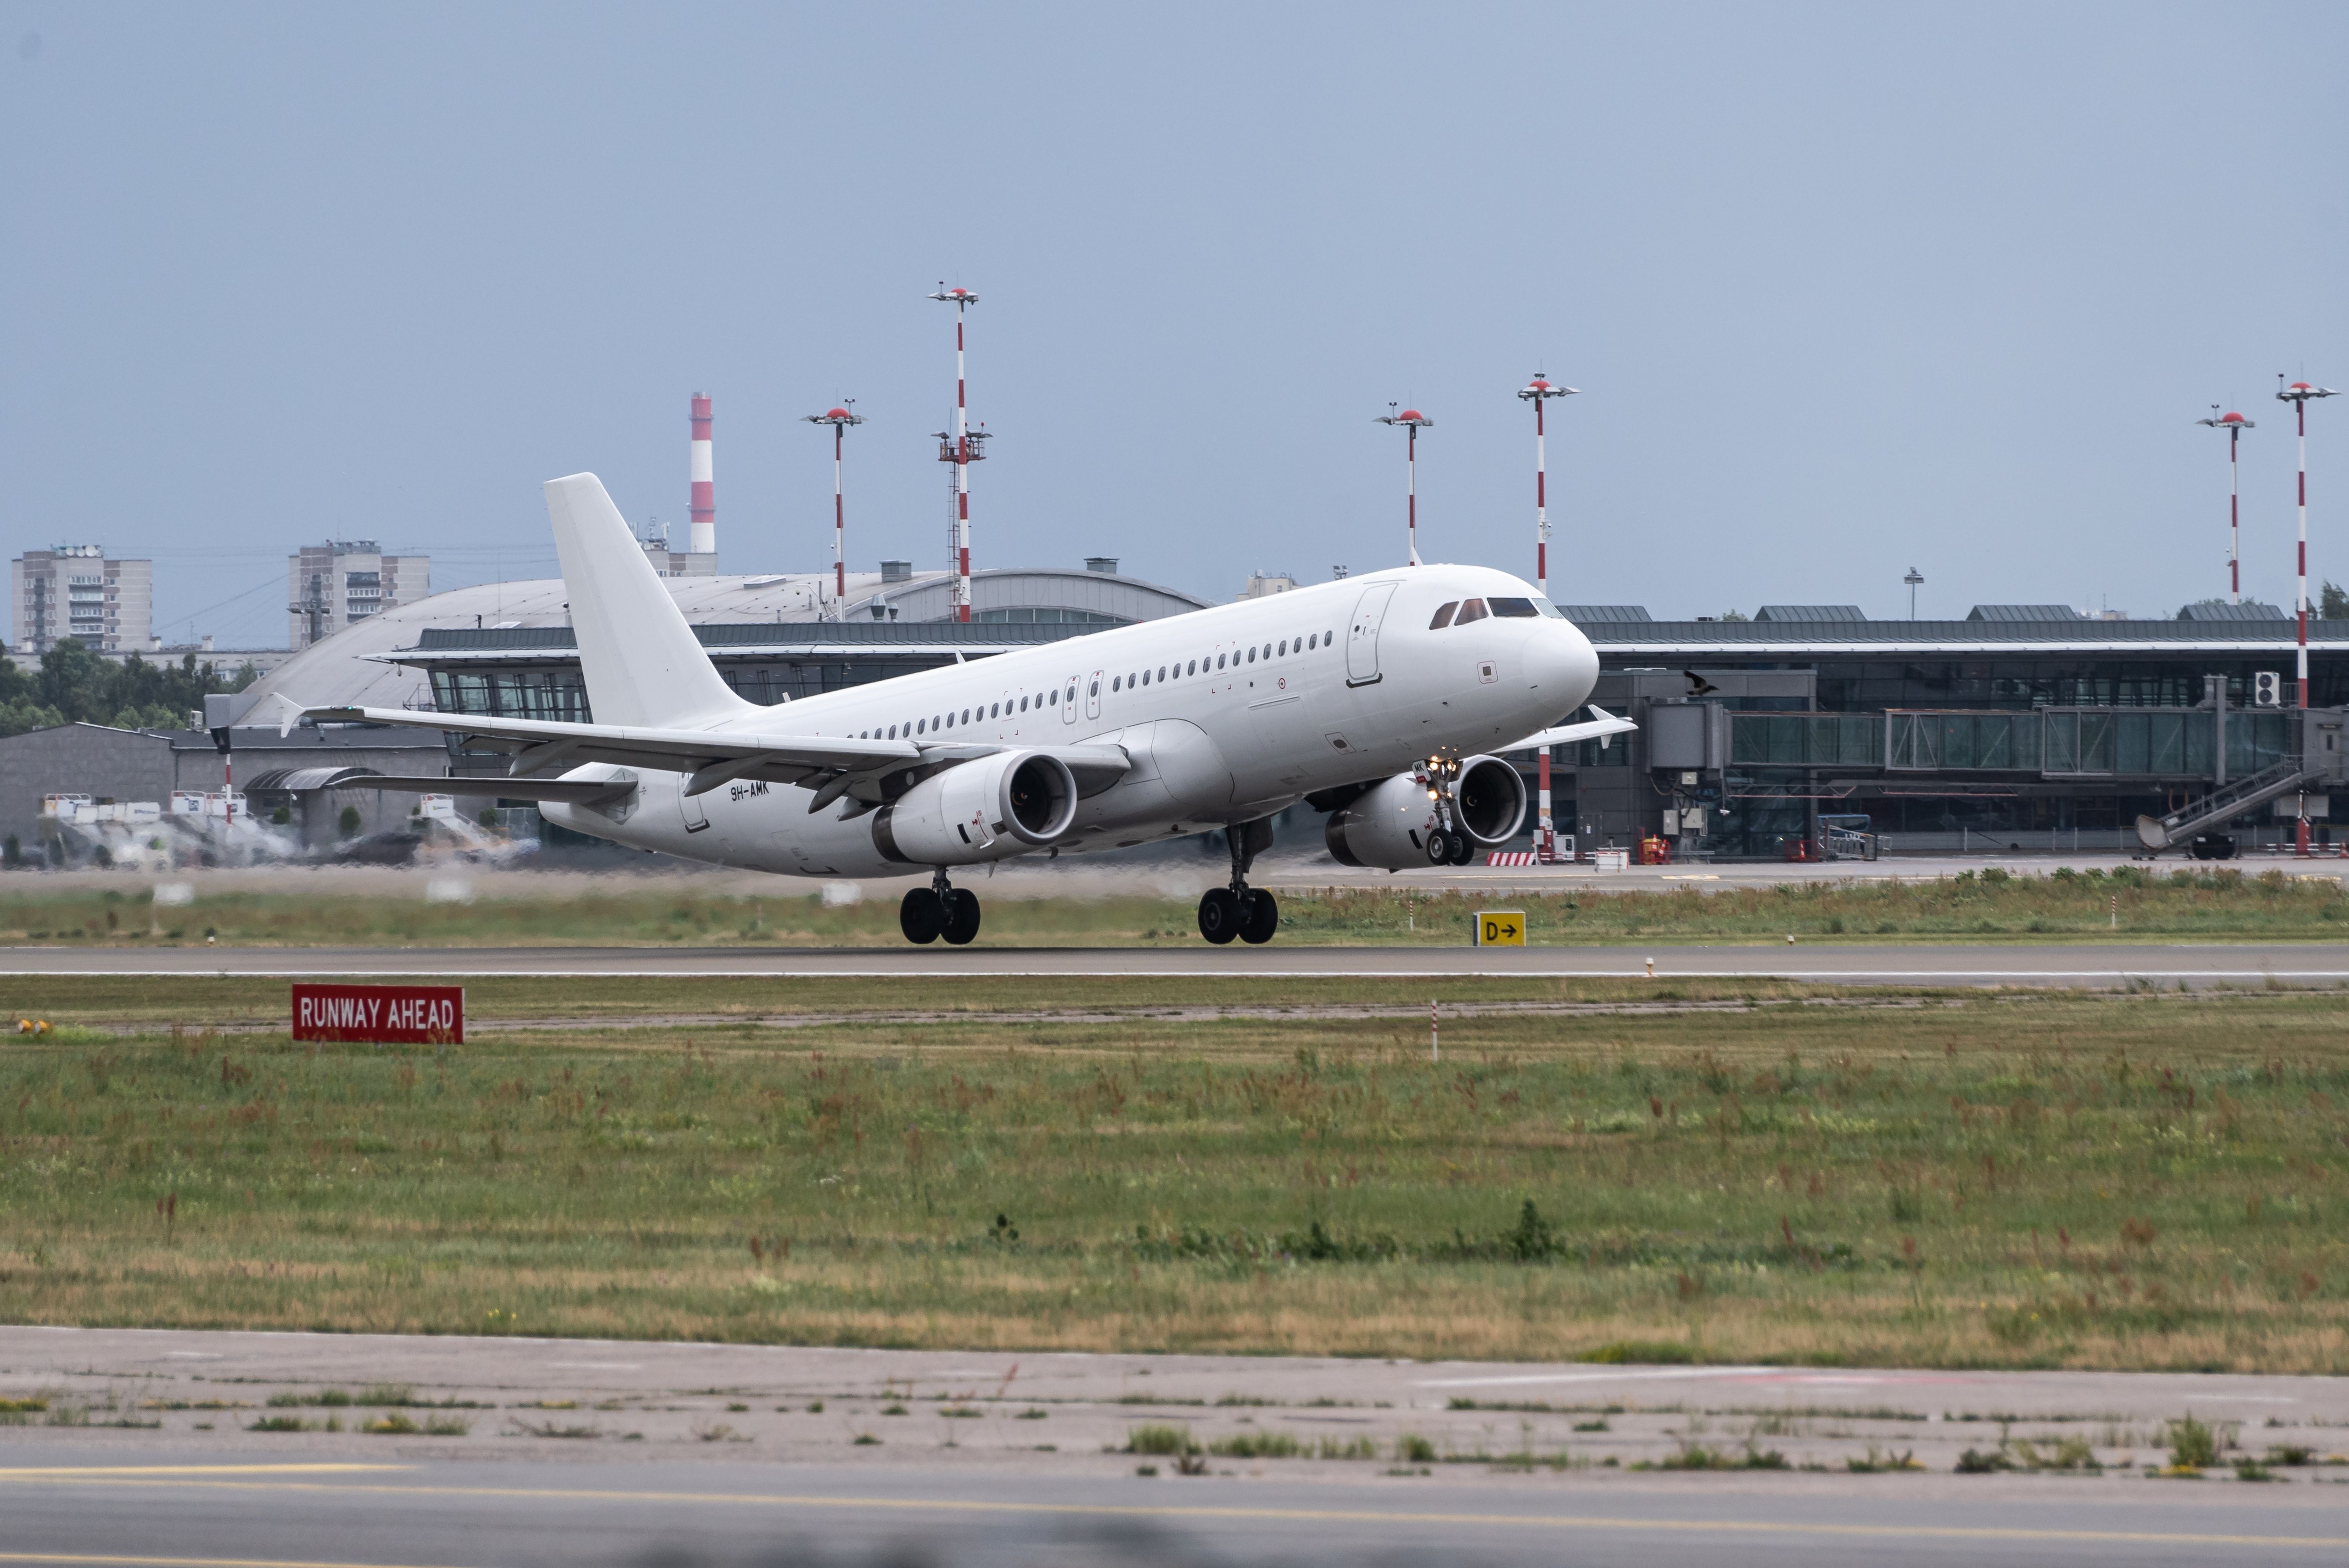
[540, 564, 1598, 876]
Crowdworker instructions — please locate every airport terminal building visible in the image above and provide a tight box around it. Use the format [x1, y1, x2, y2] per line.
[11, 569, 2345, 863]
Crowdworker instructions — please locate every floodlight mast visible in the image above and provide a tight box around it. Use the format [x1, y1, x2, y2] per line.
[2277, 380, 2337, 712]
[2197, 408, 2255, 604]
[1373, 405, 1434, 566]
[801, 403, 865, 609]
[929, 286, 981, 622]
[1516, 375, 1578, 597]
[1515, 373, 1578, 865]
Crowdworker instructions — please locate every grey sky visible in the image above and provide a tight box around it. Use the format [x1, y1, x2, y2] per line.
[4, 3, 2344, 647]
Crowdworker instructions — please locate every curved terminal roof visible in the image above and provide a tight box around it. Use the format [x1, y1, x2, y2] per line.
[245, 566, 1212, 712]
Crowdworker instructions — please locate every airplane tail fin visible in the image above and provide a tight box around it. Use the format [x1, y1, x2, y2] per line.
[544, 473, 748, 729]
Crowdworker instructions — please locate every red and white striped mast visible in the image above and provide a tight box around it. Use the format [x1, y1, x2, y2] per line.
[688, 394, 716, 558]
[2197, 407, 2254, 603]
[1517, 374, 1578, 597]
[802, 402, 864, 614]
[1374, 404, 1434, 565]
[1518, 373, 1578, 864]
[2278, 378, 2337, 713]
[929, 286, 981, 622]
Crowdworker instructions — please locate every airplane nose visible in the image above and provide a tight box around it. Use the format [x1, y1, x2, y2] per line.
[1531, 620, 1599, 705]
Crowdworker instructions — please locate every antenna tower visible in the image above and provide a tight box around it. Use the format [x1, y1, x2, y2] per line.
[929, 286, 984, 622]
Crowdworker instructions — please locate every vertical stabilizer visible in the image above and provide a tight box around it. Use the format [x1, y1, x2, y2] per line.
[543, 473, 747, 729]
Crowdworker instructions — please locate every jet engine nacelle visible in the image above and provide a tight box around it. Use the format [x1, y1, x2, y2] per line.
[872, 750, 1079, 865]
[1323, 755, 1528, 870]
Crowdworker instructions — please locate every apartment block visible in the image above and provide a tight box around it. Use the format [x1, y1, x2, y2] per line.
[12, 545, 153, 655]
[287, 541, 430, 649]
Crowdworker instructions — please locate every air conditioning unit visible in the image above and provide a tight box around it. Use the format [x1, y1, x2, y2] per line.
[2255, 671, 2283, 708]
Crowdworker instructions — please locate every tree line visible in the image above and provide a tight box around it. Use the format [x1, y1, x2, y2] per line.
[0, 638, 258, 738]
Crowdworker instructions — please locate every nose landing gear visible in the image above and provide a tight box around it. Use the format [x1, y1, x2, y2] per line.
[900, 869, 982, 945]
[1420, 757, 1478, 865]
[1199, 818, 1279, 945]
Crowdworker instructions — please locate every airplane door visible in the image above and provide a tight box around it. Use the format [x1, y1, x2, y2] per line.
[677, 776, 710, 833]
[1085, 669, 1103, 721]
[1062, 675, 1079, 724]
[1346, 582, 1397, 688]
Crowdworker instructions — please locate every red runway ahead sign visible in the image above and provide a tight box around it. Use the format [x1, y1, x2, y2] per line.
[291, 983, 464, 1044]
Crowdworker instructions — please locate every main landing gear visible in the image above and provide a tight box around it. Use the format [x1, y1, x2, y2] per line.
[901, 868, 981, 946]
[1198, 818, 1278, 946]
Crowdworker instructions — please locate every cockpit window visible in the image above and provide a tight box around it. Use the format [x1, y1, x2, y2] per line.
[1488, 597, 1539, 618]
[1454, 598, 1489, 625]
[1531, 596, 1565, 619]
[1428, 601, 1459, 629]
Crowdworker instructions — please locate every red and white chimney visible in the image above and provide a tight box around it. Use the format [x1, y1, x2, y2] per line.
[688, 393, 715, 556]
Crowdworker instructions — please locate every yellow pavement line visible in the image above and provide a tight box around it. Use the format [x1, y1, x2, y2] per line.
[0, 1467, 401, 1478]
[0, 1475, 2340, 1550]
[0, 1557, 459, 1568]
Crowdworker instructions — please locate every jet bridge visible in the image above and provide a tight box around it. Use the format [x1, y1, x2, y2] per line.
[2134, 708, 2348, 854]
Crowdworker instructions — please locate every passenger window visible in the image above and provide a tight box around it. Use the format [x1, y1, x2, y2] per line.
[1487, 597, 1538, 618]
[1454, 599, 1489, 624]
[1217, 654, 1226, 669]
[1112, 677, 1119, 692]
[1277, 640, 1286, 656]
[887, 725, 896, 739]
[1186, 660, 1195, 676]
[1429, 601, 1459, 629]
[1326, 629, 1334, 644]
[1246, 647, 1255, 663]
[1018, 697, 1027, 712]
[1158, 666, 1166, 680]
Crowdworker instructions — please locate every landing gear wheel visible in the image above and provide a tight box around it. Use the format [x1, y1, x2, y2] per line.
[1197, 886, 1242, 944]
[899, 887, 945, 944]
[1425, 830, 1453, 865]
[940, 887, 982, 945]
[1448, 832, 1477, 866]
[1239, 887, 1279, 944]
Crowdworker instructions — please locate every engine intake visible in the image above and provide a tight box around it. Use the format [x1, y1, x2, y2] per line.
[873, 750, 1079, 865]
[1321, 756, 1527, 871]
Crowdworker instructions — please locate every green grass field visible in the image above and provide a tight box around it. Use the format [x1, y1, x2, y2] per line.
[0, 863, 2344, 946]
[1, 973, 2345, 1372]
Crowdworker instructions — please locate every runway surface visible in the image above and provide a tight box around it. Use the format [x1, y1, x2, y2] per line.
[3, 1328, 2344, 1566]
[4, 940, 2346, 986]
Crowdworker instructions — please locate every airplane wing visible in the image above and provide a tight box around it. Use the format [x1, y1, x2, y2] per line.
[1500, 705, 1639, 753]
[298, 704, 1130, 800]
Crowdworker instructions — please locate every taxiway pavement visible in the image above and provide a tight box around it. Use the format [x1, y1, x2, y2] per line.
[2, 1328, 2344, 1567]
[2, 940, 2345, 986]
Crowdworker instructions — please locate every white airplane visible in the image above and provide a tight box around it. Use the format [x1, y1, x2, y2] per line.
[302, 474, 1634, 944]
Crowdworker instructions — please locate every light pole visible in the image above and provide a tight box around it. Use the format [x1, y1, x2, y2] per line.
[2197, 408, 2255, 604]
[1516, 375, 1578, 597]
[1373, 405, 1434, 565]
[1516, 374, 1578, 864]
[2278, 377, 2338, 856]
[1903, 567, 1924, 620]
[802, 403, 864, 613]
